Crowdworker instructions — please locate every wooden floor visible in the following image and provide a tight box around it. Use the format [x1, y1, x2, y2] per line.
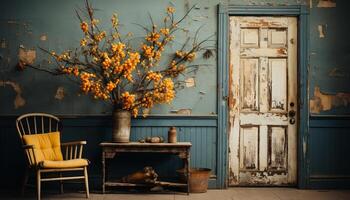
[2, 188, 350, 200]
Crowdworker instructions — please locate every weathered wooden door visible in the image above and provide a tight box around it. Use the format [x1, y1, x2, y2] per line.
[228, 17, 297, 186]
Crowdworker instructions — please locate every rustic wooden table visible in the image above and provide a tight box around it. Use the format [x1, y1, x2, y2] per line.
[100, 142, 192, 194]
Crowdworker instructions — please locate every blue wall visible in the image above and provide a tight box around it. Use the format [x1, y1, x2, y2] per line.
[1, 0, 350, 190]
[308, 0, 350, 188]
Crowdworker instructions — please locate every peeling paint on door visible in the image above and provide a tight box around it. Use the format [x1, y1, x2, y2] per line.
[229, 17, 297, 186]
[0, 81, 26, 109]
[310, 86, 350, 114]
[239, 171, 288, 185]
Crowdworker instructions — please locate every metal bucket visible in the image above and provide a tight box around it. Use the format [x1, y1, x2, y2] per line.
[177, 168, 211, 193]
[112, 109, 131, 143]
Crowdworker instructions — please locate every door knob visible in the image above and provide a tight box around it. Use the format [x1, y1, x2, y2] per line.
[289, 118, 296, 124]
[288, 110, 296, 117]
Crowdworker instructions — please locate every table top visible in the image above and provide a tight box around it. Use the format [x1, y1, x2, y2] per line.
[100, 142, 192, 147]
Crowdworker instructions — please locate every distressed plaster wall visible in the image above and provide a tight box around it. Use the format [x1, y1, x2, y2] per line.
[0, 0, 220, 115]
[0, 0, 349, 190]
[309, 0, 350, 115]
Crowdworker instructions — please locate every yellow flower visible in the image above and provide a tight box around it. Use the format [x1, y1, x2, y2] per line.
[159, 78, 175, 103]
[111, 13, 119, 28]
[94, 31, 106, 42]
[166, 35, 175, 41]
[121, 52, 140, 81]
[80, 22, 89, 33]
[165, 60, 185, 77]
[146, 71, 163, 82]
[146, 32, 161, 42]
[121, 92, 135, 110]
[62, 67, 73, 74]
[73, 67, 79, 76]
[106, 81, 116, 92]
[112, 33, 120, 40]
[80, 38, 87, 46]
[142, 44, 154, 59]
[132, 108, 138, 118]
[141, 94, 154, 108]
[160, 28, 170, 36]
[186, 52, 196, 62]
[154, 50, 161, 61]
[80, 72, 95, 93]
[56, 52, 70, 62]
[111, 42, 126, 56]
[91, 19, 100, 27]
[175, 51, 196, 61]
[167, 6, 175, 14]
[101, 53, 112, 69]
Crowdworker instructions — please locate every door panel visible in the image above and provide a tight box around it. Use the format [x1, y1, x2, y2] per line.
[239, 126, 259, 170]
[229, 17, 297, 186]
[240, 58, 259, 111]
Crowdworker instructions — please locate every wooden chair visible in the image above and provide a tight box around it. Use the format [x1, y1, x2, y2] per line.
[16, 113, 89, 200]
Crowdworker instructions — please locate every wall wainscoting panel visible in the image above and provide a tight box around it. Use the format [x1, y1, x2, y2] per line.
[308, 116, 350, 188]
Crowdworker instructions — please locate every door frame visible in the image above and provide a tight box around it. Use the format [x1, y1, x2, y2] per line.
[217, 4, 309, 188]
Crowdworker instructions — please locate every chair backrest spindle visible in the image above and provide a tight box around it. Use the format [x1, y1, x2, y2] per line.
[34, 116, 37, 134]
[25, 118, 31, 135]
[49, 118, 52, 132]
[16, 113, 60, 142]
[41, 116, 44, 133]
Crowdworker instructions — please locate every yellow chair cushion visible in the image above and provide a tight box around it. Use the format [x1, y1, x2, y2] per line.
[23, 131, 63, 164]
[40, 159, 89, 168]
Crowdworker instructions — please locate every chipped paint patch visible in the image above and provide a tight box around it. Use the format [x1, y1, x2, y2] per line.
[170, 109, 192, 115]
[40, 34, 47, 41]
[54, 86, 65, 100]
[328, 67, 349, 78]
[185, 77, 195, 88]
[318, 25, 326, 38]
[317, 0, 336, 7]
[0, 39, 7, 48]
[18, 47, 36, 66]
[0, 81, 26, 109]
[310, 86, 350, 114]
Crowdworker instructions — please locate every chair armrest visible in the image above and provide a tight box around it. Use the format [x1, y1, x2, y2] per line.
[61, 141, 87, 146]
[61, 141, 87, 160]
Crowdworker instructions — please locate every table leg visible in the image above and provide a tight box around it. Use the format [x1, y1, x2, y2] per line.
[102, 151, 105, 194]
[185, 150, 190, 195]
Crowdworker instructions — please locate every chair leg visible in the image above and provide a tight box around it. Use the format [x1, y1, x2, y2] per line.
[59, 172, 64, 194]
[84, 167, 90, 198]
[37, 170, 41, 200]
[21, 168, 29, 196]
